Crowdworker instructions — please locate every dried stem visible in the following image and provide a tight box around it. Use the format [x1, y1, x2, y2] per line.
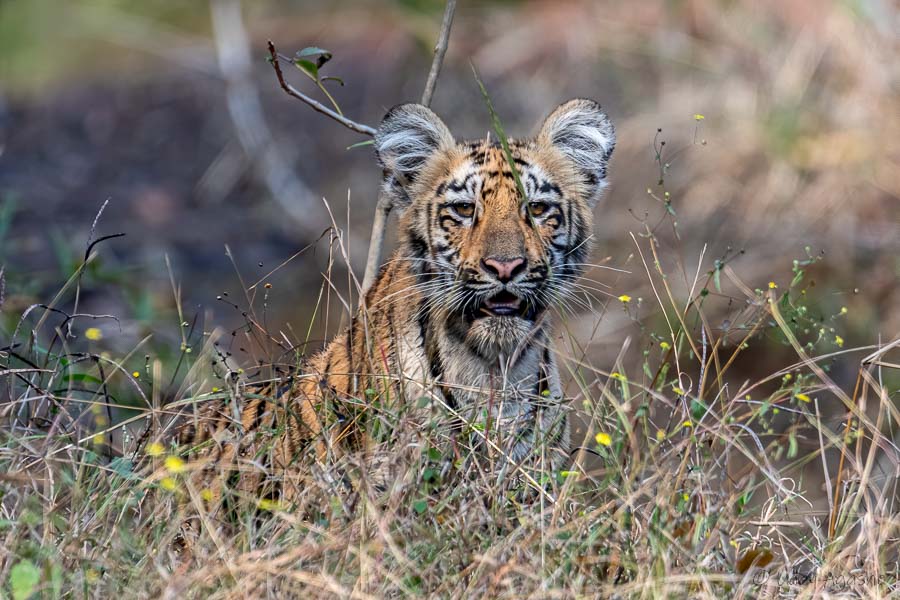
[360, 195, 393, 294]
[266, 41, 376, 137]
[265, 1, 456, 294]
[420, 0, 457, 108]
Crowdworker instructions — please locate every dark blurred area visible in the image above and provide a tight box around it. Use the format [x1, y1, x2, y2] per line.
[0, 0, 897, 384]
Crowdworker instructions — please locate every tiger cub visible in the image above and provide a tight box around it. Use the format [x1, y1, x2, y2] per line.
[174, 98, 615, 503]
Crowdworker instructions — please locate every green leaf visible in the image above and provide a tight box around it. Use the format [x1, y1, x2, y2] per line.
[412, 499, 428, 514]
[10, 560, 41, 600]
[346, 140, 375, 151]
[423, 468, 439, 483]
[66, 373, 104, 385]
[779, 291, 791, 311]
[294, 59, 319, 80]
[690, 399, 708, 421]
[109, 457, 135, 479]
[296, 46, 333, 68]
[787, 432, 798, 459]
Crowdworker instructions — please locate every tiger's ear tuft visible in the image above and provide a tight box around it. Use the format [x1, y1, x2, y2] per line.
[537, 99, 615, 205]
[375, 103, 454, 207]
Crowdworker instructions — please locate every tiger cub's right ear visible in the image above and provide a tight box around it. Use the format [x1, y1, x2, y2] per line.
[375, 103, 454, 208]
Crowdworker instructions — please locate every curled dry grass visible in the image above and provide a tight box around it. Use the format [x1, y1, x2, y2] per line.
[1, 218, 898, 599]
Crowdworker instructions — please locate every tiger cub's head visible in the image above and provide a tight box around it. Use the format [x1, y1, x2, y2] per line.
[374, 99, 615, 358]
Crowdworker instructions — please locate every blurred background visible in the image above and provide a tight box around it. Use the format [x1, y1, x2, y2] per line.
[0, 0, 897, 391]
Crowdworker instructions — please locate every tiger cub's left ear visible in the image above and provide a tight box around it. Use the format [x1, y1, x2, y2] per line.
[537, 99, 616, 206]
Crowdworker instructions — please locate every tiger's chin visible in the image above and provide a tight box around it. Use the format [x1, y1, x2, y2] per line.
[460, 292, 547, 360]
[462, 315, 534, 360]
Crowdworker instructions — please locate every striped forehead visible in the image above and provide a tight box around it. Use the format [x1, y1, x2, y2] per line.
[437, 142, 557, 201]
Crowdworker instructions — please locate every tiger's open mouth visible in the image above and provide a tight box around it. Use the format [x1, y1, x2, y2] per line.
[466, 290, 539, 321]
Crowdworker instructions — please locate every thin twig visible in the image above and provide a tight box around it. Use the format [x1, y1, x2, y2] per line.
[266, 41, 376, 137]
[420, 0, 457, 107]
[360, 195, 393, 294]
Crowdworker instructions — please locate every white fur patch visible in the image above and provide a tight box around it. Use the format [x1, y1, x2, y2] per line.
[375, 104, 454, 182]
[538, 99, 616, 204]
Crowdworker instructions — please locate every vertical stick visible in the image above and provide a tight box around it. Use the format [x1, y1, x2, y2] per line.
[420, 0, 457, 108]
[360, 0, 457, 297]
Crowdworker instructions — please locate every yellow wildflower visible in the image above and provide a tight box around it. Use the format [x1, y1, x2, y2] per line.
[164, 455, 186, 473]
[146, 442, 165, 457]
[200, 489, 214, 502]
[160, 477, 177, 492]
[683, 420, 693, 428]
[768, 281, 777, 289]
[659, 341, 671, 350]
[85, 327, 103, 341]
[132, 371, 140, 378]
[693, 114, 705, 121]
[610, 372, 627, 382]
[840, 306, 848, 315]
[258, 498, 284, 511]
[835, 335, 844, 347]
[795, 393, 811, 403]
[618, 294, 632, 303]
[595, 432, 612, 447]
[656, 429, 666, 442]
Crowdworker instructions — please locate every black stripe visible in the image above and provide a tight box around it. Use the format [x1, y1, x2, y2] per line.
[346, 318, 356, 393]
[408, 231, 428, 260]
[440, 216, 461, 230]
[539, 181, 562, 195]
[447, 173, 475, 193]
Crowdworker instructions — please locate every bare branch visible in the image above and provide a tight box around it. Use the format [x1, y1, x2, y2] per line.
[266, 40, 376, 137]
[420, 0, 457, 107]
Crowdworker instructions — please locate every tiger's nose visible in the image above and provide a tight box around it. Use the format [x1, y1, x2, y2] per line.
[481, 257, 526, 283]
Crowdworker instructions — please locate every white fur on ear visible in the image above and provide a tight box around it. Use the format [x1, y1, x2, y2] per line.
[374, 104, 454, 207]
[537, 99, 615, 204]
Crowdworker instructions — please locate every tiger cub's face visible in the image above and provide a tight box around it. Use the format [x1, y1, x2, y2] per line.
[375, 99, 615, 357]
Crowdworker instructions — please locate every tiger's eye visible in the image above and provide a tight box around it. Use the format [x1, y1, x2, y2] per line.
[527, 201, 549, 217]
[453, 203, 475, 218]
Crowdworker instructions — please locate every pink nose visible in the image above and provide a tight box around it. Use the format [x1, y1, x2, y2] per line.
[482, 257, 526, 282]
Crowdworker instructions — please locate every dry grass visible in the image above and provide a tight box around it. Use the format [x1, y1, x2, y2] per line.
[1, 206, 897, 599]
